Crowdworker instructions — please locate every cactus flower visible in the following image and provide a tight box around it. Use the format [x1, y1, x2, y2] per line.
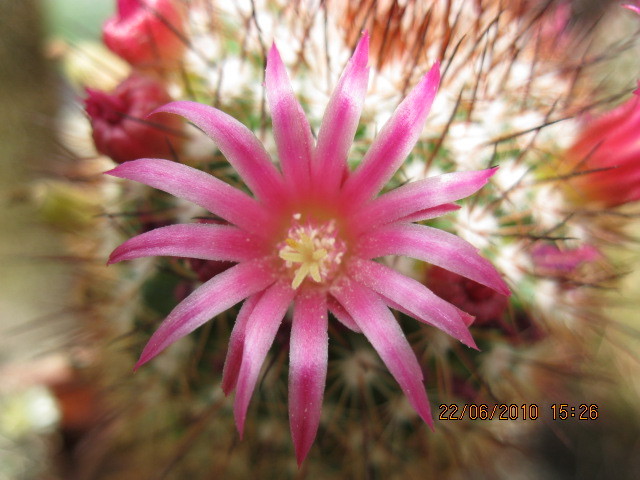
[107, 33, 508, 464]
[85, 74, 183, 164]
[103, 0, 185, 68]
[565, 93, 640, 207]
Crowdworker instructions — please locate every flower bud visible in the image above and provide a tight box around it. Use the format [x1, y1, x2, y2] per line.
[425, 266, 509, 327]
[103, 0, 186, 68]
[565, 94, 640, 207]
[531, 244, 600, 277]
[85, 74, 183, 163]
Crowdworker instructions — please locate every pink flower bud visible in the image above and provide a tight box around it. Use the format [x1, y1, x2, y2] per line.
[103, 0, 186, 68]
[565, 94, 640, 207]
[531, 244, 600, 276]
[85, 74, 183, 163]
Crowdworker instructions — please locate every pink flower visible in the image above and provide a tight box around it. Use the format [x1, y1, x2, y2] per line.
[565, 93, 640, 207]
[103, 0, 185, 68]
[107, 33, 509, 464]
[85, 74, 183, 164]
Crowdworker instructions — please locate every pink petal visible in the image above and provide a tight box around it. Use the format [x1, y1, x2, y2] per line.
[330, 277, 433, 427]
[108, 223, 266, 264]
[152, 102, 286, 206]
[289, 292, 328, 465]
[398, 203, 460, 223]
[354, 168, 497, 232]
[358, 223, 510, 296]
[340, 63, 440, 206]
[347, 258, 476, 348]
[623, 4, 640, 15]
[265, 44, 314, 193]
[107, 159, 274, 237]
[234, 282, 296, 436]
[327, 296, 361, 332]
[221, 292, 263, 395]
[314, 32, 370, 195]
[135, 259, 276, 369]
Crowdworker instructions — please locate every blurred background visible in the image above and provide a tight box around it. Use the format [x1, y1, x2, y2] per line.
[1, 0, 639, 479]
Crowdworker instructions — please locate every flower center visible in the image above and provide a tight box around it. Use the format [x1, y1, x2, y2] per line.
[277, 214, 347, 289]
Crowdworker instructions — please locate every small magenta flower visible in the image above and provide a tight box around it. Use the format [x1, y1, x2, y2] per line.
[564, 92, 640, 207]
[103, 0, 185, 68]
[85, 74, 183, 164]
[107, 33, 509, 463]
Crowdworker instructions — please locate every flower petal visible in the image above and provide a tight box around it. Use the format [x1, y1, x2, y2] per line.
[348, 258, 476, 348]
[266, 44, 314, 192]
[153, 101, 286, 205]
[327, 296, 361, 332]
[234, 282, 296, 437]
[358, 223, 510, 295]
[623, 4, 640, 15]
[398, 203, 460, 223]
[289, 292, 328, 465]
[341, 63, 440, 206]
[221, 292, 264, 395]
[314, 32, 370, 195]
[135, 259, 276, 369]
[108, 223, 266, 264]
[107, 158, 274, 237]
[330, 277, 433, 427]
[354, 168, 497, 232]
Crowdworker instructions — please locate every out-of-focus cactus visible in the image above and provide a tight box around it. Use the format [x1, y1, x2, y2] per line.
[48, 1, 640, 478]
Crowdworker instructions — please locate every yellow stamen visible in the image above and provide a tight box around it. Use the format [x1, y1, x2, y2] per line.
[312, 249, 328, 261]
[279, 251, 304, 263]
[278, 216, 346, 290]
[279, 230, 329, 289]
[292, 263, 310, 289]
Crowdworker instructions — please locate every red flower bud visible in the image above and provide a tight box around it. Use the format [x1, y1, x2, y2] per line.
[103, 0, 186, 68]
[565, 94, 640, 207]
[425, 266, 509, 327]
[85, 74, 183, 163]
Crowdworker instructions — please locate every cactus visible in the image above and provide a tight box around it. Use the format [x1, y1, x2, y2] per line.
[48, 1, 640, 477]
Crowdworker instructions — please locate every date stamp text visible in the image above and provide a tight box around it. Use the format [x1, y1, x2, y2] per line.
[438, 403, 599, 421]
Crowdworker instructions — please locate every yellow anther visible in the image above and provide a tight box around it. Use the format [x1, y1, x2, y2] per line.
[278, 217, 346, 290]
[279, 231, 329, 289]
[312, 248, 327, 260]
[292, 264, 310, 289]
